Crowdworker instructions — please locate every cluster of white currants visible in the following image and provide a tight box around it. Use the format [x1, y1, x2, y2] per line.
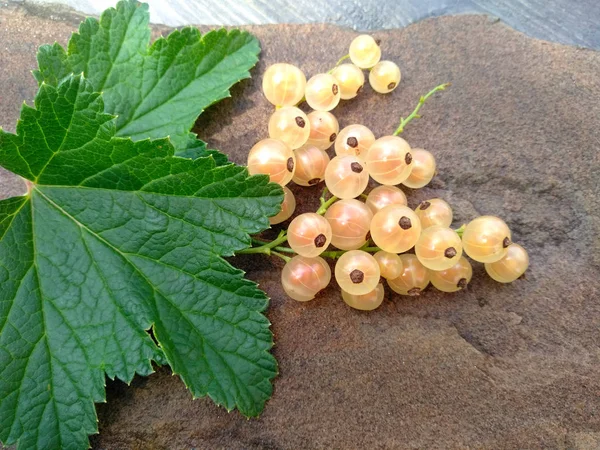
[244, 35, 529, 311]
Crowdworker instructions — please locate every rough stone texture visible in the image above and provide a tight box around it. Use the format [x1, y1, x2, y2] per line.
[1, 4, 599, 449]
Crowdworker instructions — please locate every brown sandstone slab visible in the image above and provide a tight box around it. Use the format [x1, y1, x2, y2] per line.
[0, 4, 599, 449]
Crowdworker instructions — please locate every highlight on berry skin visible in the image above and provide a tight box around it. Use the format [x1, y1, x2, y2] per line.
[415, 226, 463, 271]
[387, 254, 430, 296]
[270, 186, 296, 225]
[335, 250, 381, 296]
[462, 215, 512, 263]
[292, 145, 330, 186]
[334, 124, 376, 162]
[262, 63, 307, 107]
[287, 213, 332, 257]
[306, 110, 339, 150]
[324, 155, 370, 199]
[365, 136, 413, 186]
[414, 198, 453, 229]
[324, 199, 373, 250]
[485, 243, 529, 283]
[247, 138, 296, 186]
[349, 34, 382, 69]
[282, 255, 332, 301]
[305, 73, 341, 112]
[429, 256, 473, 293]
[373, 251, 403, 280]
[331, 63, 365, 100]
[403, 148, 436, 189]
[370, 204, 422, 254]
[365, 185, 408, 214]
[369, 60, 401, 94]
[342, 283, 385, 311]
[268, 106, 310, 149]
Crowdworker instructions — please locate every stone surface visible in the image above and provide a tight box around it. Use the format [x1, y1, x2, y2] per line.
[1, 4, 599, 449]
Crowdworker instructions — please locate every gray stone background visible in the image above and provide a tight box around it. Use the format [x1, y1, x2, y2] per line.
[20, 0, 600, 49]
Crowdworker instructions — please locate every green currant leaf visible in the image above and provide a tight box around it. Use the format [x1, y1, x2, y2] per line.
[34, 0, 259, 160]
[0, 74, 281, 450]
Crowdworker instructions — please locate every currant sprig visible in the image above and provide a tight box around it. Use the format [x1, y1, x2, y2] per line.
[238, 34, 529, 310]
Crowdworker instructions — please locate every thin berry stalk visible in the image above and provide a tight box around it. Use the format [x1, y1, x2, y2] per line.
[393, 83, 450, 135]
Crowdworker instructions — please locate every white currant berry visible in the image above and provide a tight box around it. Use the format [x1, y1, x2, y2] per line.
[292, 145, 330, 186]
[324, 199, 373, 250]
[342, 283, 384, 311]
[282, 255, 331, 301]
[287, 213, 332, 257]
[335, 250, 381, 296]
[414, 199, 453, 229]
[331, 63, 365, 99]
[365, 185, 408, 215]
[349, 34, 381, 69]
[268, 106, 310, 149]
[366, 135, 413, 186]
[403, 148, 436, 189]
[324, 155, 369, 199]
[369, 60, 401, 94]
[270, 186, 296, 225]
[306, 110, 339, 150]
[462, 216, 512, 263]
[305, 73, 341, 112]
[485, 243, 529, 283]
[387, 254, 430, 296]
[370, 204, 422, 253]
[415, 226, 463, 271]
[247, 138, 296, 186]
[429, 256, 473, 293]
[262, 63, 306, 107]
[373, 251, 403, 280]
[334, 124, 376, 162]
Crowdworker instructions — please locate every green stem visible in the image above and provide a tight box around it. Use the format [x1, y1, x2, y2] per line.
[271, 251, 291, 263]
[393, 82, 451, 136]
[316, 195, 338, 215]
[454, 224, 466, 238]
[237, 230, 288, 255]
[328, 54, 350, 73]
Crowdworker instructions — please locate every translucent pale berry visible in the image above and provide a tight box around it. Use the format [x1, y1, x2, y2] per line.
[262, 63, 306, 107]
[373, 251, 403, 280]
[462, 216, 512, 263]
[342, 283, 385, 311]
[268, 106, 310, 149]
[247, 138, 296, 186]
[335, 250, 380, 296]
[369, 60, 401, 94]
[370, 204, 422, 253]
[324, 155, 369, 199]
[324, 199, 373, 250]
[365, 185, 407, 215]
[282, 255, 331, 301]
[403, 148, 436, 189]
[305, 73, 341, 112]
[270, 186, 296, 225]
[335, 124, 376, 162]
[429, 256, 473, 293]
[366, 135, 413, 185]
[306, 111, 339, 150]
[331, 63, 365, 100]
[387, 254, 430, 295]
[485, 243, 529, 283]
[349, 34, 381, 69]
[292, 145, 330, 186]
[287, 213, 332, 257]
[415, 226, 463, 271]
[415, 199, 453, 229]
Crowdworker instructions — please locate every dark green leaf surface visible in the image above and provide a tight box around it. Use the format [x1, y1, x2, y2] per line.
[0, 75, 281, 450]
[35, 0, 258, 157]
